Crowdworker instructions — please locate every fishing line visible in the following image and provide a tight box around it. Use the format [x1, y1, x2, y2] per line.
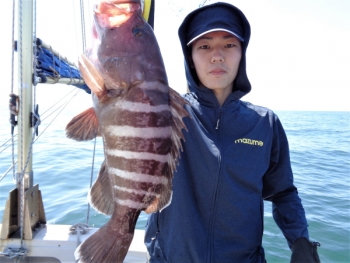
[0, 137, 17, 154]
[0, 163, 17, 183]
[39, 87, 81, 119]
[0, 137, 15, 149]
[33, 89, 82, 142]
[1, 88, 81, 183]
[86, 137, 97, 225]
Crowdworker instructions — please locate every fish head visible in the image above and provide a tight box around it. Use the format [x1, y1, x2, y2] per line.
[90, 0, 168, 97]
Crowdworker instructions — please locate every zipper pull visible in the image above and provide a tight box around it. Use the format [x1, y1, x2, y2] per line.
[215, 119, 220, 130]
[216, 108, 222, 130]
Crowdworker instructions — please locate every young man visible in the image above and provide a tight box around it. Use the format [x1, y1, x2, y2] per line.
[145, 2, 320, 263]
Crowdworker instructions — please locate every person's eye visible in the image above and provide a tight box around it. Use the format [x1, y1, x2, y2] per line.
[225, 43, 236, 48]
[199, 45, 210, 49]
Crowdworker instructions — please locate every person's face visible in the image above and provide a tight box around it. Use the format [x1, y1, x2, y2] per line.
[191, 31, 242, 102]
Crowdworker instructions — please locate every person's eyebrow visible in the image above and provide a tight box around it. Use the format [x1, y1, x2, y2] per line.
[196, 34, 236, 41]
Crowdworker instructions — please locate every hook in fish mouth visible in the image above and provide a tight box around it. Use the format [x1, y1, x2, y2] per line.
[94, 1, 141, 28]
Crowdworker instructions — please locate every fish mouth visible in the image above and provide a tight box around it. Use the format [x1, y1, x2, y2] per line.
[94, 1, 141, 28]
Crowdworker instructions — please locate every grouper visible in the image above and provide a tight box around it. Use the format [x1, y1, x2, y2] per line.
[65, 1, 189, 262]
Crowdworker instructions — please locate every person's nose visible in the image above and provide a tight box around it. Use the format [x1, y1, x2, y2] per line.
[211, 50, 224, 63]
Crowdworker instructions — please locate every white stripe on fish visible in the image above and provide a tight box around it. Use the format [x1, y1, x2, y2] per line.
[115, 100, 170, 113]
[115, 198, 148, 210]
[106, 149, 169, 163]
[114, 185, 161, 197]
[106, 125, 172, 139]
[108, 167, 169, 185]
[138, 81, 169, 92]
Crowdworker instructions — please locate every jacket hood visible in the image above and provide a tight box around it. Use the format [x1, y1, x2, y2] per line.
[178, 2, 251, 106]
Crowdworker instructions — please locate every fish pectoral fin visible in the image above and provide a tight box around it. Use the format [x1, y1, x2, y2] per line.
[78, 54, 107, 99]
[88, 161, 114, 215]
[66, 107, 99, 141]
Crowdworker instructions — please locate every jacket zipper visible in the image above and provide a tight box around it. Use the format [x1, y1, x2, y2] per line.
[215, 108, 222, 130]
[207, 108, 223, 263]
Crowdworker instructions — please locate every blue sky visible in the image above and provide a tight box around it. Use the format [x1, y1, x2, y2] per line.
[0, 0, 349, 114]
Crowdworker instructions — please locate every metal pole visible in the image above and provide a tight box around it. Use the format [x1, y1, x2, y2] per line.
[17, 0, 34, 189]
[17, 0, 34, 243]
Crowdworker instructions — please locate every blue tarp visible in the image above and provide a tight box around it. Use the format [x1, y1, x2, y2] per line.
[36, 40, 91, 94]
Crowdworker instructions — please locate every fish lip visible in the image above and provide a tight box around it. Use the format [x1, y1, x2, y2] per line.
[94, 1, 141, 28]
[106, 0, 141, 4]
[101, 0, 141, 11]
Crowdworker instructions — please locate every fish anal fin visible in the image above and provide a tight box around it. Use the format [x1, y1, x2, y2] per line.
[88, 161, 114, 215]
[66, 107, 99, 141]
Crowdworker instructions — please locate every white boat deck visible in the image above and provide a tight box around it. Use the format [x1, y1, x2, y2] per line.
[0, 224, 147, 263]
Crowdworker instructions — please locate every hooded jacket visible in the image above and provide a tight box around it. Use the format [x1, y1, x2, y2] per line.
[145, 3, 309, 263]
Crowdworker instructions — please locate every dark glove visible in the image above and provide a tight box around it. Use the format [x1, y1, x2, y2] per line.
[290, 237, 321, 263]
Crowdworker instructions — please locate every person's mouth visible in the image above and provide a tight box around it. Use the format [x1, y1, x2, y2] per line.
[210, 68, 226, 75]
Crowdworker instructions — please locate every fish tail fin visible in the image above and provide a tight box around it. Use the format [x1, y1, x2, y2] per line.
[75, 209, 140, 263]
[88, 161, 114, 215]
[66, 107, 99, 141]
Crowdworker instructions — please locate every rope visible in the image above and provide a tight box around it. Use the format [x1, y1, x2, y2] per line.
[18, 0, 25, 247]
[13, 117, 41, 250]
[10, 0, 16, 183]
[86, 137, 97, 225]
[0, 247, 28, 260]
[10, 0, 15, 95]
[33, 0, 38, 128]
[80, 0, 87, 53]
[70, 223, 91, 235]
[69, 223, 92, 247]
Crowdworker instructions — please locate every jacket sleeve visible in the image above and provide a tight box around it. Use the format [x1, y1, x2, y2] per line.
[262, 114, 309, 248]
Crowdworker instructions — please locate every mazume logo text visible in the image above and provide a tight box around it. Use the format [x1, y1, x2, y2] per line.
[235, 138, 264, 146]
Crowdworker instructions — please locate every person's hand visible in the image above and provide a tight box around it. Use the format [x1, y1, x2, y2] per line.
[290, 237, 321, 263]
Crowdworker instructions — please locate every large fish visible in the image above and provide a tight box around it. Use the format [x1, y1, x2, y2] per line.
[65, 1, 189, 262]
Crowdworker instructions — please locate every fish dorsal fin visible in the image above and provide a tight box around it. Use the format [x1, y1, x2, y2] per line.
[168, 87, 189, 174]
[66, 107, 99, 141]
[145, 87, 189, 213]
[88, 161, 114, 215]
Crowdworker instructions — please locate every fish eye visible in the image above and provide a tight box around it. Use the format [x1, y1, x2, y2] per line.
[132, 26, 143, 37]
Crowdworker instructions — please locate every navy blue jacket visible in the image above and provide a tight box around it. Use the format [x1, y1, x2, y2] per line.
[145, 3, 309, 263]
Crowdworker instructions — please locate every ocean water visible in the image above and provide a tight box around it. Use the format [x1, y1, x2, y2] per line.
[0, 87, 349, 262]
